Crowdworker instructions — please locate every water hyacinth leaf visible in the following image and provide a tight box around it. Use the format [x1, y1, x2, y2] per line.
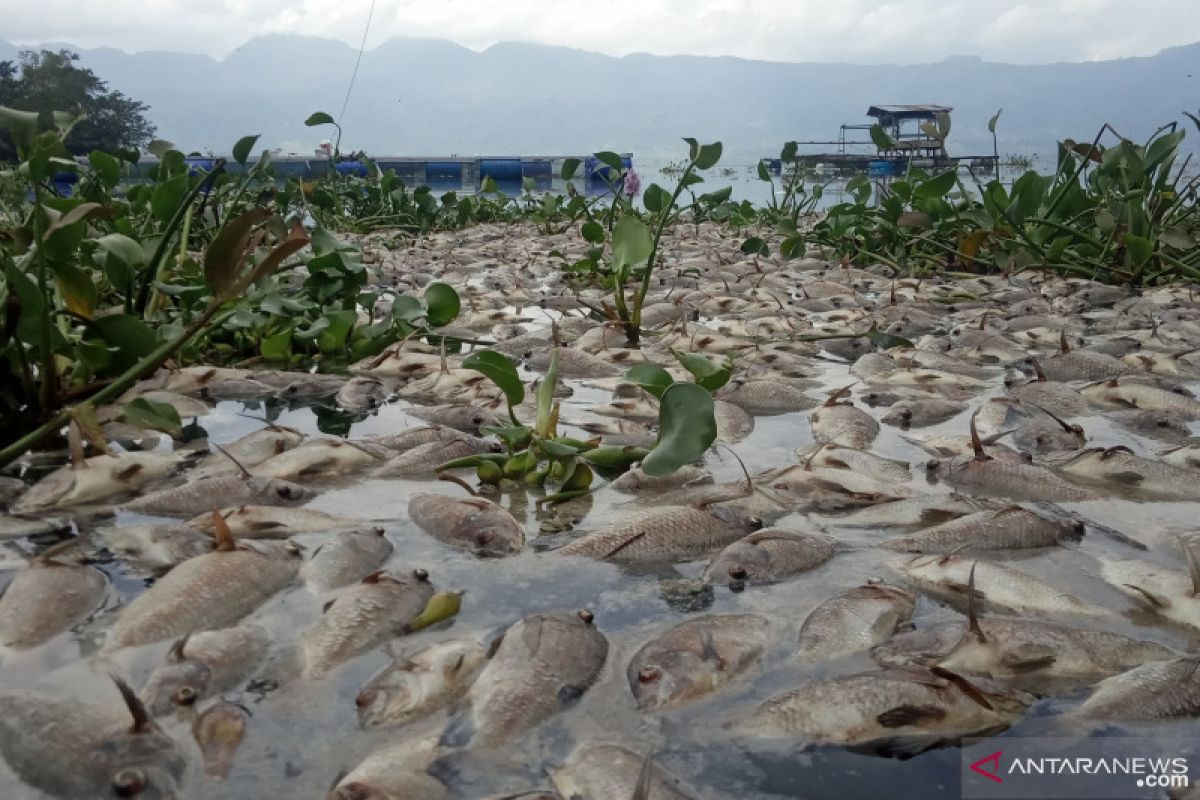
[611, 216, 653, 272]
[423, 282, 461, 327]
[45, 202, 108, 239]
[232, 134, 261, 167]
[642, 383, 717, 477]
[463, 350, 525, 409]
[988, 109, 1003, 134]
[480, 424, 532, 450]
[582, 445, 650, 470]
[98, 233, 148, 268]
[672, 350, 731, 391]
[54, 262, 97, 318]
[756, 161, 771, 181]
[869, 125, 894, 152]
[536, 349, 559, 437]
[245, 222, 310, 286]
[915, 171, 957, 199]
[781, 236, 805, 258]
[693, 142, 722, 170]
[88, 150, 121, 186]
[866, 324, 914, 350]
[88, 314, 157, 371]
[740, 236, 769, 257]
[594, 151, 624, 171]
[150, 173, 188, 224]
[561, 158, 581, 181]
[147, 139, 175, 158]
[260, 328, 292, 362]
[625, 363, 674, 399]
[204, 207, 271, 295]
[317, 309, 358, 354]
[581, 220, 605, 244]
[679, 173, 704, 189]
[390, 295, 424, 325]
[121, 397, 182, 436]
[69, 404, 111, 455]
[642, 184, 670, 213]
[0, 106, 40, 155]
[293, 316, 330, 341]
[304, 112, 335, 127]
[1124, 234, 1155, 268]
[781, 141, 799, 161]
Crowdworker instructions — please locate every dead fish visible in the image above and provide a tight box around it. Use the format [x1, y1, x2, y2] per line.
[336, 376, 387, 412]
[832, 494, 993, 529]
[1123, 349, 1200, 377]
[882, 507, 1084, 554]
[141, 624, 272, 716]
[122, 472, 317, 517]
[408, 493, 524, 556]
[104, 389, 213, 420]
[714, 399, 755, 443]
[356, 638, 488, 729]
[796, 584, 916, 662]
[882, 398, 966, 429]
[1072, 656, 1200, 721]
[105, 514, 301, 651]
[352, 344, 444, 379]
[1081, 376, 1200, 418]
[891, 554, 1104, 619]
[101, 525, 215, 573]
[186, 505, 363, 538]
[441, 610, 608, 749]
[628, 614, 768, 711]
[1096, 548, 1200, 630]
[0, 676, 187, 799]
[195, 377, 276, 402]
[558, 505, 761, 564]
[728, 667, 1031, 751]
[551, 744, 694, 800]
[273, 374, 346, 402]
[762, 463, 914, 511]
[300, 569, 435, 678]
[327, 737, 447, 800]
[302, 528, 394, 592]
[1035, 339, 1137, 381]
[795, 443, 911, 483]
[525, 347, 621, 378]
[0, 513, 70, 541]
[192, 700, 249, 779]
[1160, 444, 1200, 471]
[361, 424, 495, 454]
[702, 529, 837, 588]
[14, 450, 180, 512]
[0, 539, 108, 649]
[1109, 409, 1192, 441]
[590, 396, 660, 422]
[1051, 446, 1200, 500]
[254, 438, 387, 480]
[187, 426, 305, 478]
[809, 385, 879, 448]
[1010, 407, 1087, 455]
[375, 439, 480, 477]
[577, 417, 658, 447]
[406, 404, 499, 433]
[716, 379, 818, 415]
[609, 465, 712, 494]
[1007, 365, 1088, 417]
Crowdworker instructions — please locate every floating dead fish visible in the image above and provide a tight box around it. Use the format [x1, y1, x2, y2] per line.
[141, 624, 272, 716]
[1072, 656, 1200, 721]
[300, 568, 435, 678]
[1051, 446, 1200, 500]
[702, 529, 837, 588]
[610, 465, 712, 494]
[831, 494, 994, 529]
[406, 404, 500, 433]
[273, 374, 346, 402]
[1160, 444, 1200, 471]
[302, 527, 394, 592]
[102, 525, 215, 573]
[192, 700, 249, 779]
[1081, 376, 1200, 418]
[558, 505, 761, 564]
[186, 505, 364, 538]
[714, 398, 755, 443]
[408, 493, 525, 556]
[1108, 409, 1192, 441]
[254, 438, 388, 480]
[882, 507, 1084, 554]
[336, 376, 387, 411]
[356, 638, 488, 729]
[187, 426, 305, 479]
[716, 379, 818, 415]
[809, 386, 879, 448]
[796, 584, 916, 662]
[123, 471, 317, 517]
[795, 444, 911, 483]
[628, 614, 768, 711]
[375, 439, 480, 477]
[360, 424, 495, 454]
[1097, 546, 1200, 631]
[882, 398, 966, 429]
[0, 676, 187, 799]
[105, 514, 301, 651]
[327, 737, 447, 800]
[441, 610, 608, 749]
[551, 744, 694, 800]
[14, 450, 180, 512]
[0, 539, 108, 649]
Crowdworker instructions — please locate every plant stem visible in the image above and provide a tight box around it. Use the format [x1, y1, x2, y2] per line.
[32, 186, 56, 419]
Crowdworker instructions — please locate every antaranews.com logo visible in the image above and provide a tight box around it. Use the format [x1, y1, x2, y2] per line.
[962, 737, 1195, 799]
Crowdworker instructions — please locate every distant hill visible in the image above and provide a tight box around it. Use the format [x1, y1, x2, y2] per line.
[1, 35, 1197, 162]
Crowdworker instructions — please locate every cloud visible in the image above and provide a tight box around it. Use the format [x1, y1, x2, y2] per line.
[5, 0, 1199, 64]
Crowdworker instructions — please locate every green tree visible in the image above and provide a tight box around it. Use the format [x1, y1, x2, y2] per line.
[0, 49, 155, 161]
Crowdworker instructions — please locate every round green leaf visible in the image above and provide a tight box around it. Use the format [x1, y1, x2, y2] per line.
[305, 112, 336, 127]
[642, 383, 717, 477]
[625, 363, 674, 399]
[611, 216, 653, 272]
[671, 350, 731, 391]
[121, 398, 182, 436]
[462, 350, 525, 409]
[424, 282, 461, 327]
[232, 134, 261, 166]
[581, 220, 605, 244]
[642, 183, 670, 213]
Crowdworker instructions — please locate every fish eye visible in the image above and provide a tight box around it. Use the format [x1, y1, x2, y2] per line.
[276, 485, 293, 498]
[413, 568, 429, 581]
[638, 665, 661, 683]
[728, 565, 748, 581]
[173, 685, 198, 706]
[112, 768, 146, 797]
[577, 609, 595, 625]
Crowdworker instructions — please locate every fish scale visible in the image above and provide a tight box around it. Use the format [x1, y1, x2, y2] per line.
[558, 505, 758, 564]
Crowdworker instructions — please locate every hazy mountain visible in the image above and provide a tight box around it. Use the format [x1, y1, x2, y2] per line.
[2, 34, 1197, 163]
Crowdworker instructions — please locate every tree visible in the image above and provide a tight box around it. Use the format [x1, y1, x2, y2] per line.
[0, 49, 155, 161]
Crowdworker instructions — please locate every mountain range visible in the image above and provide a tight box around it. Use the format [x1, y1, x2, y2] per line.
[1, 35, 1197, 163]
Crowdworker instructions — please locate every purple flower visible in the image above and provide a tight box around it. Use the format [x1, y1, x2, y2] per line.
[623, 168, 641, 197]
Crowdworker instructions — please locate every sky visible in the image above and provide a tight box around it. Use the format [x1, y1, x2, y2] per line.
[3, 0, 1200, 64]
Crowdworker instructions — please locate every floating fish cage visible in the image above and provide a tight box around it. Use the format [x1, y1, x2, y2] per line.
[121, 154, 634, 197]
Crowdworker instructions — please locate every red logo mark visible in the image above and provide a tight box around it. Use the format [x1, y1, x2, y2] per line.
[971, 751, 1004, 784]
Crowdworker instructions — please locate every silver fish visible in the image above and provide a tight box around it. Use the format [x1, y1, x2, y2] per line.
[14, 450, 180, 512]
[101, 525, 215, 573]
[1081, 376, 1200, 417]
[558, 505, 761, 564]
[1073, 656, 1200, 721]
[375, 439, 479, 477]
[796, 584, 916, 662]
[254, 438, 387, 480]
[795, 443, 911, 483]
[551, 744, 694, 800]
[302, 528, 394, 592]
[408, 493, 525, 556]
[336, 376, 387, 411]
[441, 610, 608, 749]
[882, 507, 1084, 554]
[122, 473, 316, 517]
[141, 624, 272, 716]
[809, 386, 879, 448]
[187, 426, 305, 479]
[300, 568, 435, 678]
[356, 638, 488, 729]
[1096, 547, 1200, 630]
[406, 403, 499, 433]
[186, 505, 363, 538]
[716, 379, 819, 415]
[702, 529, 837, 588]
[882, 399, 966, 429]
[0, 540, 108, 649]
[628, 614, 768, 710]
[831, 494, 994, 529]
[327, 738, 447, 800]
[610, 465, 712, 494]
[1051, 446, 1200, 500]
[714, 399, 755, 443]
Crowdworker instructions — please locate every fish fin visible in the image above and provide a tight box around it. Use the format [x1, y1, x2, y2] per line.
[361, 571, 385, 584]
[876, 704, 947, 728]
[556, 684, 587, 708]
[212, 443, 252, 479]
[110, 673, 153, 733]
[212, 511, 236, 551]
[966, 562, 986, 643]
[115, 462, 145, 481]
[247, 521, 286, 532]
[1123, 583, 1170, 609]
[321, 598, 336, 614]
[1105, 471, 1144, 485]
[600, 530, 650, 560]
[917, 508, 965, 526]
[1029, 357, 1047, 382]
[1059, 330, 1070, 354]
[823, 383, 855, 407]
[929, 665, 994, 710]
[632, 750, 656, 800]
[167, 634, 190, 662]
[968, 410, 991, 462]
[1181, 538, 1200, 597]
[1001, 645, 1057, 673]
[698, 629, 726, 669]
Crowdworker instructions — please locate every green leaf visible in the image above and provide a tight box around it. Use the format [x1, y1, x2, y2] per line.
[611, 216, 653, 272]
[423, 282, 461, 327]
[150, 173, 188, 224]
[53, 262, 97, 318]
[915, 171, 957, 199]
[1124, 234, 1155, 268]
[121, 397, 182, 436]
[692, 141, 722, 170]
[480, 424, 532, 450]
[781, 141, 798, 161]
[261, 328, 293, 362]
[642, 183, 670, 213]
[581, 220, 606, 244]
[594, 151, 624, 171]
[561, 158, 581, 181]
[672, 350, 731, 391]
[462, 350, 525, 409]
[45, 202, 108, 239]
[625, 363, 675, 399]
[232, 134, 261, 166]
[147, 139, 175, 158]
[756, 161, 771, 182]
[870, 125, 894, 152]
[88, 151, 121, 186]
[987, 108, 1003, 135]
[780, 236, 805, 259]
[642, 383, 717, 477]
[390, 295, 424, 325]
[581, 446, 650, 469]
[317, 309, 358, 354]
[535, 349, 559, 436]
[866, 324, 914, 350]
[305, 112, 336, 127]
[0, 106, 40, 156]
[204, 207, 271, 295]
[740, 236, 769, 257]
[88, 314, 158, 371]
[679, 173, 704, 189]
